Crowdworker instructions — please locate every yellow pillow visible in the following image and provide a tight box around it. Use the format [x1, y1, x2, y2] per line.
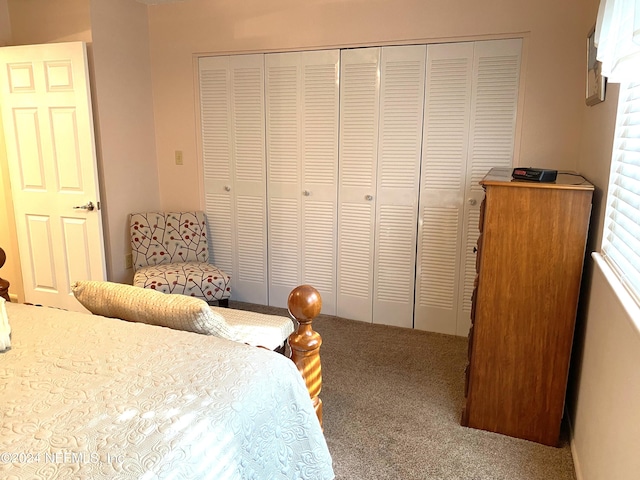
[71, 280, 234, 338]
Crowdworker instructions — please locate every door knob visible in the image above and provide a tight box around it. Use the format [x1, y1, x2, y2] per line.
[224, 185, 231, 192]
[73, 201, 95, 211]
[303, 190, 311, 196]
[468, 198, 477, 206]
[365, 195, 373, 201]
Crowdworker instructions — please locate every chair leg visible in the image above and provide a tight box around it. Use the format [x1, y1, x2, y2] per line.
[218, 298, 229, 308]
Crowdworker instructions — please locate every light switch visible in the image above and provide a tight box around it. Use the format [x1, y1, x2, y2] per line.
[175, 150, 183, 165]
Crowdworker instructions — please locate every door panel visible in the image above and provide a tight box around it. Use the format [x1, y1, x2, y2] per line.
[51, 107, 83, 191]
[301, 52, 339, 314]
[337, 47, 380, 322]
[25, 215, 56, 291]
[265, 52, 302, 307]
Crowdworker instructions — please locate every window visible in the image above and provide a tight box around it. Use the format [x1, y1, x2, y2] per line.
[601, 80, 640, 304]
[596, 0, 640, 305]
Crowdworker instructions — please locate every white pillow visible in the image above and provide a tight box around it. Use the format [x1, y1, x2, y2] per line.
[71, 280, 235, 339]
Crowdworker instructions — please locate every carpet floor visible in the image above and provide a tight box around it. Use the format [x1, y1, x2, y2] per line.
[230, 301, 577, 480]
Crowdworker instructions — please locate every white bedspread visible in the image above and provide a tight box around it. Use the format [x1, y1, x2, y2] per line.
[0, 303, 334, 479]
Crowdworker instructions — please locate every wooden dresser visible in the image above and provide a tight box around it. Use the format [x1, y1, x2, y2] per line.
[461, 168, 594, 446]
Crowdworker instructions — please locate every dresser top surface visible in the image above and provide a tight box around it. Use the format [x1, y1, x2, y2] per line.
[481, 168, 594, 191]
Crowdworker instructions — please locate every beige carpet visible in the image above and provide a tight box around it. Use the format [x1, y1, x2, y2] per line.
[230, 301, 577, 480]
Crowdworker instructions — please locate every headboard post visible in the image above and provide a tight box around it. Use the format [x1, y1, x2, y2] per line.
[287, 285, 323, 428]
[0, 247, 10, 302]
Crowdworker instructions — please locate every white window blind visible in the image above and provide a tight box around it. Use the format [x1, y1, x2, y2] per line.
[602, 79, 640, 304]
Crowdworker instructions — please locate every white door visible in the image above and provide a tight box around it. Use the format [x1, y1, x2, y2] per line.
[0, 42, 106, 311]
[199, 54, 268, 305]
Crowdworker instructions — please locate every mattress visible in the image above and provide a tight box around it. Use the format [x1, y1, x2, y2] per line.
[0, 302, 334, 479]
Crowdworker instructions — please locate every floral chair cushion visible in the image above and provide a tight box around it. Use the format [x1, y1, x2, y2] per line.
[130, 212, 209, 269]
[133, 262, 231, 302]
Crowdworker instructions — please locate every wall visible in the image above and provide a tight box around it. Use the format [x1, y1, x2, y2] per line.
[8, 0, 91, 44]
[0, 0, 22, 301]
[89, 0, 161, 283]
[568, 1, 640, 479]
[146, 0, 587, 210]
[571, 257, 640, 480]
[0, 0, 10, 43]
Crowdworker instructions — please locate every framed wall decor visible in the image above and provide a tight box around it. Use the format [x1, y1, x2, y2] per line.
[586, 26, 606, 106]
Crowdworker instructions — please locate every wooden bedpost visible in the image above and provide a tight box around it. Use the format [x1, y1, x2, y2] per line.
[0, 247, 10, 302]
[288, 285, 323, 428]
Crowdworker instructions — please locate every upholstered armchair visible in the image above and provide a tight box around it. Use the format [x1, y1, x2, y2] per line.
[129, 211, 230, 306]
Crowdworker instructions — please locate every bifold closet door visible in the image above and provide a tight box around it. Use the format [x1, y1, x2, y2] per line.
[337, 45, 426, 328]
[456, 39, 522, 336]
[199, 54, 268, 305]
[373, 45, 426, 328]
[265, 50, 340, 312]
[415, 39, 522, 336]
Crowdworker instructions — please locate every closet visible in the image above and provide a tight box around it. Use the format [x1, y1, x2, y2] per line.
[198, 38, 522, 334]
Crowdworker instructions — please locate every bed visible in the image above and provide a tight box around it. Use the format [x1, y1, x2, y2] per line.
[0, 250, 333, 479]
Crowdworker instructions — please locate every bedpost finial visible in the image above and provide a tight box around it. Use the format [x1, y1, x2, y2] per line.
[287, 284, 322, 323]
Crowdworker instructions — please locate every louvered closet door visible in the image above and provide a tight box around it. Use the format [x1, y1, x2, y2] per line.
[301, 50, 340, 314]
[199, 54, 268, 304]
[372, 45, 426, 328]
[414, 39, 522, 335]
[456, 39, 522, 336]
[265, 50, 340, 311]
[337, 47, 380, 323]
